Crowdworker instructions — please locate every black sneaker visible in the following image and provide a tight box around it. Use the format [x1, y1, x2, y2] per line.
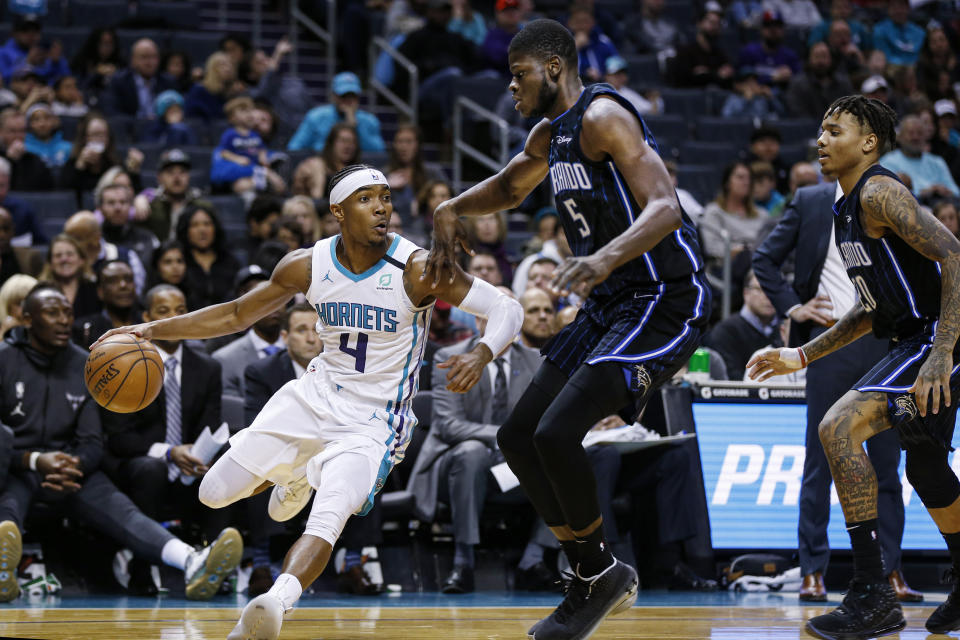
[926, 568, 960, 634]
[806, 579, 905, 640]
[532, 559, 638, 640]
[527, 570, 580, 638]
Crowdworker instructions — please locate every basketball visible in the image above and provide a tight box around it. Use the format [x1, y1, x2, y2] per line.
[85, 334, 164, 413]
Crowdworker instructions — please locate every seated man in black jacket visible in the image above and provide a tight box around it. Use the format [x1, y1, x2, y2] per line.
[704, 269, 782, 379]
[0, 284, 240, 602]
[72, 260, 139, 349]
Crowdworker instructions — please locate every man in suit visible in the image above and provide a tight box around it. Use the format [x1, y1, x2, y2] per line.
[753, 180, 920, 602]
[213, 266, 285, 397]
[100, 285, 227, 560]
[72, 260, 139, 348]
[104, 39, 174, 118]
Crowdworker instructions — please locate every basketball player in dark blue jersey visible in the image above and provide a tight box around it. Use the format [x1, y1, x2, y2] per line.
[750, 95, 960, 639]
[424, 19, 710, 640]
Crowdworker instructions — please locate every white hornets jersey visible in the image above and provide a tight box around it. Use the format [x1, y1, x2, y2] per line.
[304, 233, 433, 450]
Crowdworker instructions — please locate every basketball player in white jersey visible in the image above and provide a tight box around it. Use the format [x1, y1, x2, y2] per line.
[94, 164, 524, 640]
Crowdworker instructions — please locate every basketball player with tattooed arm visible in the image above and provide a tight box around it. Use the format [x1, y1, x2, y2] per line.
[749, 95, 960, 639]
[95, 164, 523, 640]
[425, 19, 710, 640]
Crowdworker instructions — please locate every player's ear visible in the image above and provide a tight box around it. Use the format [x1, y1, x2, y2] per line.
[547, 55, 561, 82]
[862, 133, 878, 155]
[142, 310, 150, 323]
[330, 203, 345, 223]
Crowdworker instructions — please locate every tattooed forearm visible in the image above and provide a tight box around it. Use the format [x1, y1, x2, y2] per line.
[862, 175, 960, 353]
[801, 303, 872, 362]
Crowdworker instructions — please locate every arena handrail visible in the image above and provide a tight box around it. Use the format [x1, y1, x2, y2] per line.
[367, 36, 418, 123]
[452, 96, 509, 196]
[289, 1, 335, 83]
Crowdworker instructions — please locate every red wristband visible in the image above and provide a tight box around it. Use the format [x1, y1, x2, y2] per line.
[797, 347, 807, 368]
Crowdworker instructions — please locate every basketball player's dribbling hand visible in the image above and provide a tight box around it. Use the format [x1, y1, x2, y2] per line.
[550, 254, 614, 299]
[909, 348, 953, 417]
[746, 348, 803, 382]
[437, 345, 493, 393]
[90, 322, 155, 350]
[424, 204, 474, 288]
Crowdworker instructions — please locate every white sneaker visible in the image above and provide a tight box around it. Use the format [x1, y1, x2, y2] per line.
[184, 527, 243, 600]
[268, 476, 314, 522]
[227, 593, 285, 640]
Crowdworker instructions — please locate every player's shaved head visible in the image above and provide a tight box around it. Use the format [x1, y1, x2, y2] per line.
[144, 283, 183, 309]
[508, 18, 578, 71]
[23, 283, 65, 315]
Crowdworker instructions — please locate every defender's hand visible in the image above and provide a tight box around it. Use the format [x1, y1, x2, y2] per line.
[910, 349, 953, 417]
[437, 344, 493, 393]
[551, 253, 614, 299]
[424, 202, 473, 289]
[91, 322, 155, 350]
[747, 348, 805, 382]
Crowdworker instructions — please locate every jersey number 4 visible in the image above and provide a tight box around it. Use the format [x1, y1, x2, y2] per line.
[562, 198, 591, 238]
[339, 332, 369, 372]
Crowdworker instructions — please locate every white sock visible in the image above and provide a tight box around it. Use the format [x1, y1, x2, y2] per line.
[267, 573, 303, 612]
[160, 538, 193, 571]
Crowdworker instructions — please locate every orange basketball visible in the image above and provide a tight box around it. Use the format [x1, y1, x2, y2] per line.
[85, 334, 165, 413]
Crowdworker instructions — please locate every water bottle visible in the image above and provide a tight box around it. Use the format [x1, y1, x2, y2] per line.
[687, 347, 711, 383]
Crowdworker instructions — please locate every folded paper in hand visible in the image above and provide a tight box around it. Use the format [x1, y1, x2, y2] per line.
[181, 422, 230, 485]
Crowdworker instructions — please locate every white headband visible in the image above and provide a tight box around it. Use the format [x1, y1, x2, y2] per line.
[329, 168, 389, 205]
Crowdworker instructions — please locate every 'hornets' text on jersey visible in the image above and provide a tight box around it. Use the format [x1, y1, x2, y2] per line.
[834, 165, 942, 339]
[547, 83, 705, 301]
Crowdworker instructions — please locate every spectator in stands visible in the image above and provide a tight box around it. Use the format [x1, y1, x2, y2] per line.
[824, 20, 866, 80]
[728, 0, 765, 30]
[71, 259, 138, 348]
[737, 10, 800, 89]
[705, 269, 780, 379]
[292, 122, 360, 200]
[526, 257, 558, 295]
[64, 210, 146, 300]
[889, 65, 925, 116]
[670, 3, 734, 88]
[250, 100, 277, 146]
[449, 0, 488, 47]
[213, 265, 284, 397]
[148, 239, 187, 293]
[567, 3, 618, 83]
[92, 167, 143, 223]
[722, 66, 784, 119]
[604, 56, 660, 115]
[240, 40, 311, 131]
[0, 273, 35, 338]
[873, 0, 925, 68]
[785, 42, 854, 120]
[880, 114, 960, 201]
[38, 233, 99, 318]
[512, 225, 571, 296]
[761, 0, 820, 30]
[138, 149, 206, 240]
[518, 287, 555, 349]
[52, 76, 88, 118]
[100, 183, 159, 280]
[662, 161, 704, 224]
[465, 212, 512, 285]
[0, 17, 41, 83]
[807, 0, 870, 51]
[0, 285, 241, 603]
[481, 0, 524, 74]
[211, 96, 285, 196]
[272, 217, 304, 253]
[0, 207, 39, 287]
[623, 0, 680, 54]
[105, 38, 174, 119]
[317, 207, 339, 239]
[23, 38, 70, 87]
[142, 90, 197, 147]
[751, 160, 784, 213]
[747, 125, 789, 193]
[218, 34, 251, 66]
[7, 65, 46, 111]
[413, 178, 452, 226]
[185, 52, 237, 123]
[769, 161, 820, 216]
[61, 112, 143, 204]
[244, 195, 282, 261]
[288, 71, 385, 154]
[0, 107, 53, 191]
[917, 24, 958, 102]
[385, 122, 445, 218]
[175, 203, 240, 310]
[162, 50, 193, 94]
[467, 250, 504, 287]
[70, 27, 122, 103]
[531, 207, 558, 249]
[933, 200, 960, 239]
[0, 158, 44, 246]
[699, 161, 769, 266]
[861, 74, 890, 105]
[24, 102, 70, 168]
[99, 283, 228, 591]
[932, 99, 960, 178]
[282, 195, 321, 245]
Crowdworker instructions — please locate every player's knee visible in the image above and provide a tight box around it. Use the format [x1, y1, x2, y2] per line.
[531, 419, 570, 459]
[450, 440, 491, 471]
[905, 445, 960, 508]
[497, 419, 529, 457]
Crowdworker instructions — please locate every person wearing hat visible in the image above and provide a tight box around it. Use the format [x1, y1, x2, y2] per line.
[142, 90, 197, 147]
[932, 99, 960, 179]
[736, 10, 801, 88]
[23, 102, 71, 168]
[480, 0, 524, 73]
[861, 74, 890, 103]
[0, 17, 41, 84]
[721, 65, 784, 118]
[671, 4, 734, 88]
[604, 56, 659, 115]
[785, 41, 854, 120]
[287, 71, 385, 154]
[137, 149, 209, 241]
[747, 125, 790, 193]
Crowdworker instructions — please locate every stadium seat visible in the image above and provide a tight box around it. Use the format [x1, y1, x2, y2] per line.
[45, 27, 91, 59]
[696, 117, 756, 144]
[43, 217, 67, 241]
[780, 143, 813, 167]
[169, 32, 221, 66]
[773, 118, 820, 145]
[643, 114, 688, 143]
[660, 89, 710, 120]
[675, 165, 722, 205]
[679, 141, 743, 166]
[452, 75, 506, 114]
[221, 394, 245, 432]
[68, 0, 131, 26]
[136, 1, 199, 29]
[624, 54, 661, 87]
[10, 191, 77, 221]
[207, 195, 246, 224]
[59, 115, 81, 143]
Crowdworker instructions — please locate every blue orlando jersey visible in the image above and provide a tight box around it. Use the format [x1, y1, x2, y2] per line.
[834, 164, 942, 339]
[548, 83, 704, 301]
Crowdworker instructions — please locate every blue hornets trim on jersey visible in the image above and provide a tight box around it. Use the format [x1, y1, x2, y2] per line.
[548, 83, 705, 301]
[834, 164, 942, 339]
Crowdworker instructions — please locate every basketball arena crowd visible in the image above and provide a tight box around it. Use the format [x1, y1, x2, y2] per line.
[0, 0, 958, 602]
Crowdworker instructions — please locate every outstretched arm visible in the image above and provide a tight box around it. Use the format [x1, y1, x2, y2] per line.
[552, 97, 683, 296]
[93, 249, 311, 346]
[861, 175, 960, 415]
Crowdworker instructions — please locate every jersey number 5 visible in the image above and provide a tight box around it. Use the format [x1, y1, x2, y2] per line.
[562, 198, 591, 238]
[851, 275, 878, 312]
[339, 332, 369, 372]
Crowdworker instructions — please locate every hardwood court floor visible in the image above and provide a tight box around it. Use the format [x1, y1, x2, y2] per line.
[0, 592, 949, 639]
